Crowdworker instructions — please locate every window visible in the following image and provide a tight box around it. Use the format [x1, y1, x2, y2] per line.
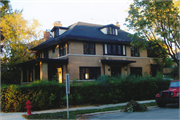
[44, 49, 48, 59]
[84, 43, 95, 54]
[130, 67, 142, 76]
[59, 43, 66, 56]
[80, 67, 101, 80]
[147, 50, 158, 57]
[52, 46, 55, 53]
[131, 47, 139, 57]
[107, 27, 118, 35]
[104, 44, 125, 55]
[55, 29, 59, 37]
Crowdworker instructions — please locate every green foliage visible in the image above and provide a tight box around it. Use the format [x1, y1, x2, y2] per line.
[1, 75, 171, 112]
[125, 0, 180, 66]
[0, 9, 42, 84]
[169, 66, 179, 79]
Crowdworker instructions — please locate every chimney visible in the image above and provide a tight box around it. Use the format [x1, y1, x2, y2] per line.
[53, 21, 62, 27]
[116, 22, 120, 28]
[43, 31, 50, 41]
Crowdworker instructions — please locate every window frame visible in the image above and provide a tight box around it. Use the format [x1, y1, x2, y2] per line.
[131, 46, 140, 57]
[52, 46, 56, 53]
[107, 27, 118, 35]
[59, 43, 66, 56]
[83, 42, 95, 55]
[80, 67, 101, 80]
[130, 67, 142, 76]
[44, 49, 49, 59]
[104, 44, 126, 56]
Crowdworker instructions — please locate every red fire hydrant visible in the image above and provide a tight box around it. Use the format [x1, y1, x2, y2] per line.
[25, 100, 33, 115]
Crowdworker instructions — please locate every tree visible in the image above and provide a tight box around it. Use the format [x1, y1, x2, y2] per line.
[0, 10, 42, 84]
[125, 0, 180, 66]
[0, 0, 12, 17]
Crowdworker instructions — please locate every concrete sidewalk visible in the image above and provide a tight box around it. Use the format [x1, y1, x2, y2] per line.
[0, 100, 155, 120]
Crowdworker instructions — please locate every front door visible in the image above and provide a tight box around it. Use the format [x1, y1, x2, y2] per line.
[111, 67, 121, 76]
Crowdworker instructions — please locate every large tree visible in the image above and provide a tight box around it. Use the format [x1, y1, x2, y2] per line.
[125, 0, 180, 66]
[0, 5, 42, 83]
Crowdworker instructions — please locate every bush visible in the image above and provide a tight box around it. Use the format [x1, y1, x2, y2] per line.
[1, 74, 171, 112]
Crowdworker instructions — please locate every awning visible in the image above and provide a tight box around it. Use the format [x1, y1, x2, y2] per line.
[16, 58, 68, 66]
[101, 59, 136, 64]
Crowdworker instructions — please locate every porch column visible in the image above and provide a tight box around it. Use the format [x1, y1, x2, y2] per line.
[33, 65, 35, 81]
[40, 61, 42, 80]
[104, 64, 111, 76]
[63, 64, 67, 82]
[40, 62, 48, 80]
[21, 67, 23, 82]
[27, 66, 29, 82]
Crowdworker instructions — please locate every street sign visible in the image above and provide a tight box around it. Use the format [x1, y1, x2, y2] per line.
[65, 74, 70, 119]
[65, 74, 70, 94]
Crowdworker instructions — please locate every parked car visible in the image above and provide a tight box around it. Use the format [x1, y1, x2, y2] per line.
[155, 80, 179, 107]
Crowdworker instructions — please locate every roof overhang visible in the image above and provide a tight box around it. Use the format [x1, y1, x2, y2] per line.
[16, 58, 68, 66]
[101, 59, 136, 64]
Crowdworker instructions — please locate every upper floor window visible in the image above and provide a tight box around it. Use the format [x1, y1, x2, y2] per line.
[107, 27, 118, 35]
[84, 43, 95, 55]
[52, 46, 56, 53]
[55, 29, 59, 37]
[59, 43, 66, 56]
[131, 47, 139, 57]
[44, 49, 49, 59]
[104, 44, 126, 56]
[101, 27, 118, 35]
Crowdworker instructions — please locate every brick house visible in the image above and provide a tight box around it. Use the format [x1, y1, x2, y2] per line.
[18, 21, 158, 83]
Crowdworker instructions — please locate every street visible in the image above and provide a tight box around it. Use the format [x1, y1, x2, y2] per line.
[87, 104, 180, 120]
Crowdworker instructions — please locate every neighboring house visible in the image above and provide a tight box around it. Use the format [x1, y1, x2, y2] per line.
[17, 21, 159, 83]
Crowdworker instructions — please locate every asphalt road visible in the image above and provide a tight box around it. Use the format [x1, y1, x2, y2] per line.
[87, 104, 180, 120]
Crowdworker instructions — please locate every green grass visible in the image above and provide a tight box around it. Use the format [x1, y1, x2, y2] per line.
[23, 102, 157, 119]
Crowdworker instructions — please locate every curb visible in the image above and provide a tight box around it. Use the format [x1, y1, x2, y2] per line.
[76, 106, 158, 119]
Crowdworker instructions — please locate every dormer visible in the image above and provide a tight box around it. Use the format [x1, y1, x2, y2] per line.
[51, 21, 68, 38]
[99, 24, 120, 36]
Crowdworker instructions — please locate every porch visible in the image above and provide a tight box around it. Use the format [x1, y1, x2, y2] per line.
[17, 58, 68, 84]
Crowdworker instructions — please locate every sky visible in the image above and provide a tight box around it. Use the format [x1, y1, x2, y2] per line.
[10, 0, 134, 35]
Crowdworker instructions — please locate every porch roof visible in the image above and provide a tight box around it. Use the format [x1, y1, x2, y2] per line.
[16, 58, 68, 66]
[101, 59, 136, 64]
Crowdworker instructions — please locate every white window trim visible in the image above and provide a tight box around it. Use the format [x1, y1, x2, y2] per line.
[104, 44, 107, 54]
[123, 45, 126, 55]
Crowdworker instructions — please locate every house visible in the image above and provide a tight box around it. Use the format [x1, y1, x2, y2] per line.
[17, 21, 158, 83]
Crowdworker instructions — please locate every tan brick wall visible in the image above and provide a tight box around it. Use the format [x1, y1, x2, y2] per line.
[126, 46, 131, 57]
[49, 45, 59, 58]
[68, 55, 103, 80]
[67, 54, 152, 80]
[96, 43, 103, 55]
[69, 41, 83, 54]
[140, 49, 147, 57]
[40, 62, 48, 80]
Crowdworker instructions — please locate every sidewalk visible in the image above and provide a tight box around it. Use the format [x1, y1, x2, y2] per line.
[0, 100, 155, 120]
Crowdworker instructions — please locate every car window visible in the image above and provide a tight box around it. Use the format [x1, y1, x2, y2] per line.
[169, 81, 180, 88]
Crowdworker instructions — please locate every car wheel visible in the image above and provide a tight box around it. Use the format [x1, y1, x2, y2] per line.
[156, 101, 166, 107]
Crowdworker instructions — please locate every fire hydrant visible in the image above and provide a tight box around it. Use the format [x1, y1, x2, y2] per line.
[25, 100, 33, 115]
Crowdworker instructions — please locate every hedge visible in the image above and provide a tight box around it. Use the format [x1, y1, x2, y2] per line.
[1, 74, 171, 112]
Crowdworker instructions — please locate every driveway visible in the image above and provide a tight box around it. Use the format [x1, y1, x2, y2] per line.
[87, 104, 180, 120]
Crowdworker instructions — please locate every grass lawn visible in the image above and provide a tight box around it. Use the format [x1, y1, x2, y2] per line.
[22, 102, 157, 119]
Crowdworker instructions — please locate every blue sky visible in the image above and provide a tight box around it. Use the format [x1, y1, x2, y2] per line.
[10, 0, 134, 33]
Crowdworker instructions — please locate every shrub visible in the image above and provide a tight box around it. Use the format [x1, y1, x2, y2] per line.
[1, 74, 171, 112]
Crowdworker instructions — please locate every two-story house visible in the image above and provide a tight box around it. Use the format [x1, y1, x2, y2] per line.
[18, 21, 158, 83]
